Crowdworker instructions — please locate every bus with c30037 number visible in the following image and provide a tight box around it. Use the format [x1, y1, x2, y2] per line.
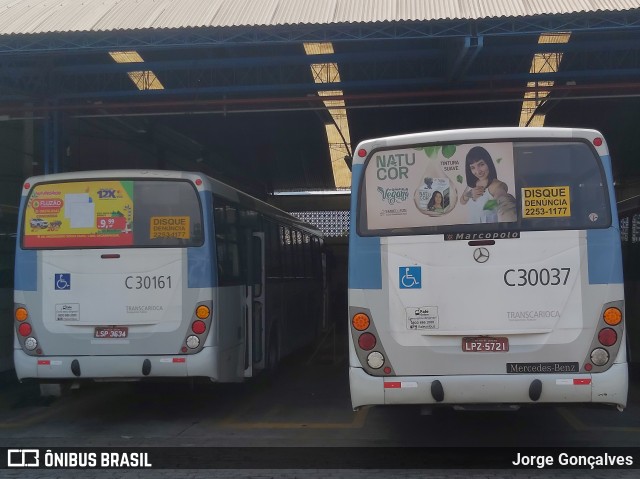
[14, 169, 325, 395]
[348, 127, 627, 411]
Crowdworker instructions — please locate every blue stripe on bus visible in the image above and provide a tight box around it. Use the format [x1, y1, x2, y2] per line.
[587, 229, 623, 284]
[187, 190, 217, 288]
[349, 164, 382, 290]
[586, 155, 623, 285]
[14, 249, 37, 291]
[14, 196, 37, 291]
[601, 155, 619, 224]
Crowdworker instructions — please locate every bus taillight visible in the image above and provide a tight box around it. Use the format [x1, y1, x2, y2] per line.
[603, 307, 622, 326]
[15, 307, 28, 322]
[590, 348, 609, 366]
[352, 313, 370, 331]
[15, 304, 40, 353]
[181, 301, 213, 354]
[358, 332, 376, 351]
[18, 323, 32, 337]
[366, 351, 384, 369]
[192, 321, 206, 334]
[24, 337, 38, 351]
[598, 328, 617, 347]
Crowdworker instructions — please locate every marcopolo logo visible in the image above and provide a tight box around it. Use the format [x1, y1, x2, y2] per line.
[7, 449, 40, 467]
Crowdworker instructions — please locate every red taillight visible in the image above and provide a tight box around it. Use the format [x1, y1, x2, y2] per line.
[598, 328, 617, 347]
[357, 148, 367, 158]
[593, 137, 603, 147]
[358, 332, 376, 351]
[18, 323, 32, 337]
[192, 320, 206, 334]
[584, 363, 593, 371]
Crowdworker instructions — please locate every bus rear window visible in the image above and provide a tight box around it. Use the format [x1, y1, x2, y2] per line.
[358, 140, 611, 236]
[22, 179, 203, 249]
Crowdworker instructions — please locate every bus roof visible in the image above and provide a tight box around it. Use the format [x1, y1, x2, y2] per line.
[21, 169, 323, 238]
[352, 127, 606, 167]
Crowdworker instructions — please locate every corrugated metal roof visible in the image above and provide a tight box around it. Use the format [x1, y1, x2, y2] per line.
[0, 0, 639, 35]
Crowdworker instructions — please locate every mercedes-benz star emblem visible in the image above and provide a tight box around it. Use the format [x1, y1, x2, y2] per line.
[473, 247, 490, 263]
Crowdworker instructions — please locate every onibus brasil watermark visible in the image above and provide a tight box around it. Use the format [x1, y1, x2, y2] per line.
[7, 449, 152, 468]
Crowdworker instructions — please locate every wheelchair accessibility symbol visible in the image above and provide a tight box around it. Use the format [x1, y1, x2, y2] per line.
[55, 273, 71, 290]
[399, 266, 421, 289]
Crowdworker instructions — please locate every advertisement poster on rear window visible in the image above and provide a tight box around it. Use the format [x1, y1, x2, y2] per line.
[23, 181, 134, 247]
[365, 142, 517, 230]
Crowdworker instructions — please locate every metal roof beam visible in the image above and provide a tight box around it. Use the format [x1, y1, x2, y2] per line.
[4, 61, 640, 105]
[35, 69, 640, 102]
[3, 81, 640, 118]
[50, 48, 443, 75]
[0, 12, 639, 55]
[4, 35, 638, 97]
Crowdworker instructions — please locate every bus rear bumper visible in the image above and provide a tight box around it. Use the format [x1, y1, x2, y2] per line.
[349, 363, 628, 410]
[14, 346, 221, 381]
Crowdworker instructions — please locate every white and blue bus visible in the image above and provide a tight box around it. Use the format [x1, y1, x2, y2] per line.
[14, 170, 324, 394]
[348, 127, 627, 411]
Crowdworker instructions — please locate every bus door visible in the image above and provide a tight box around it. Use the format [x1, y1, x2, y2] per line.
[244, 232, 266, 376]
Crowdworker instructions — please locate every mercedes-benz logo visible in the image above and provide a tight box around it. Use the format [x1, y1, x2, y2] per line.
[473, 247, 490, 263]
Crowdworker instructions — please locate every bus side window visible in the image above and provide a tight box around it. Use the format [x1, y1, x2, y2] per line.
[281, 226, 293, 278]
[214, 200, 241, 286]
[265, 221, 281, 279]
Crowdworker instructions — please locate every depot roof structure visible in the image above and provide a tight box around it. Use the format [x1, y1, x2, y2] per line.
[1, 0, 640, 194]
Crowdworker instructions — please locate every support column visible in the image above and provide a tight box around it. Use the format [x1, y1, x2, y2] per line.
[43, 108, 61, 174]
[22, 105, 34, 179]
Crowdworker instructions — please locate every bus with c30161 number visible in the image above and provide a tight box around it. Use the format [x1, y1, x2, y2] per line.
[348, 127, 627, 411]
[14, 170, 325, 395]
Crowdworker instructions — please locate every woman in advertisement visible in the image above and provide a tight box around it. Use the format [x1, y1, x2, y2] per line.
[427, 190, 446, 214]
[460, 146, 516, 223]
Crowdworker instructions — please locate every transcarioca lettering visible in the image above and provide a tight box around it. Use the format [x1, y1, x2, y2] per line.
[507, 310, 560, 319]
